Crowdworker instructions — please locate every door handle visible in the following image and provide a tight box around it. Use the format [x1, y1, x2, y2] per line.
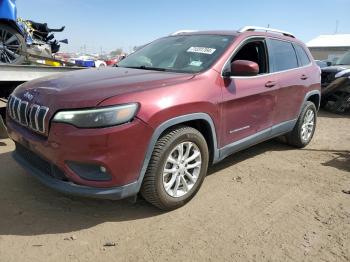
[265, 81, 277, 88]
[301, 74, 308, 80]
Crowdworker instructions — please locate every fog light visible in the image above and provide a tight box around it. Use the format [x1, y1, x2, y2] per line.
[66, 161, 112, 181]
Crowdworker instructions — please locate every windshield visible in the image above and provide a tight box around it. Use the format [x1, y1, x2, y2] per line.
[335, 51, 350, 65]
[118, 35, 234, 73]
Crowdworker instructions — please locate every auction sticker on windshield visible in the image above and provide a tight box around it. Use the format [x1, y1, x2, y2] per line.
[187, 47, 216, 54]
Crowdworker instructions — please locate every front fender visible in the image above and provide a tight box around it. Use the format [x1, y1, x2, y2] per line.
[0, 0, 17, 21]
[133, 113, 220, 192]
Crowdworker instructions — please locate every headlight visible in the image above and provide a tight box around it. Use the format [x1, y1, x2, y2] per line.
[53, 103, 138, 128]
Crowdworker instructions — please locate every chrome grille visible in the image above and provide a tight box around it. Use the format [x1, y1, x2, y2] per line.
[8, 95, 49, 134]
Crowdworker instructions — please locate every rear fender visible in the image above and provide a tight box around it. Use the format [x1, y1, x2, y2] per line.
[302, 90, 321, 112]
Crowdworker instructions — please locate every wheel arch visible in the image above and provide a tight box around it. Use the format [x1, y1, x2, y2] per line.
[303, 90, 321, 112]
[306, 92, 321, 111]
[0, 19, 24, 35]
[135, 113, 219, 191]
[162, 119, 217, 165]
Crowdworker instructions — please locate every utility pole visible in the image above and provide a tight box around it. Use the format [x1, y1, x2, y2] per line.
[335, 20, 339, 34]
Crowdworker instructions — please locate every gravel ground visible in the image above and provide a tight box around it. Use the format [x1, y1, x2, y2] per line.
[0, 110, 349, 262]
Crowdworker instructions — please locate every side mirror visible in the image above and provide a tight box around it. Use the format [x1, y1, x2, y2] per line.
[326, 61, 332, 66]
[223, 60, 259, 77]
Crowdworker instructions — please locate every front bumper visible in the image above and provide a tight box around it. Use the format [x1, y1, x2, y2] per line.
[7, 117, 154, 199]
[13, 149, 139, 200]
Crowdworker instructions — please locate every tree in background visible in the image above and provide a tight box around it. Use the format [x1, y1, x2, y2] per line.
[110, 48, 124, 56]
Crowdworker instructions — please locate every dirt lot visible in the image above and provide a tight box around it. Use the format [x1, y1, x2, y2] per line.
[0, 110, 349, 262]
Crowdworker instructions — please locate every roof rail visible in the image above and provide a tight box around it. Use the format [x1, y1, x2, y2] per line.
[171, 30, 197, 36]
[238, 26, 295, 38]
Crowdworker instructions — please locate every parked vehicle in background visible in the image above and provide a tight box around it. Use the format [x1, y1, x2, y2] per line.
[69, 55, 107, 68]
[54, 52, 74, 62]
[7, 26, 321, 210]
[106, 54, 126, 66]
[321, 51, 350, 113]
[0, 0, 67, 64]
[315, 60, 330, 68]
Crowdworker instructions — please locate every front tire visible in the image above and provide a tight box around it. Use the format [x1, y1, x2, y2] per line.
[286, 101, 317, 148]
[141, 126, 209, 210]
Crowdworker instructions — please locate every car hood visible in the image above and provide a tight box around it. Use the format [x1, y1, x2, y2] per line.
[13, 67, 195, 109]
[322, 65, 350, 73]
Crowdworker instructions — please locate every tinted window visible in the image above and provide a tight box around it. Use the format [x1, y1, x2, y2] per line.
[294, 44, 311, 66]
[268, 39, 298, 72]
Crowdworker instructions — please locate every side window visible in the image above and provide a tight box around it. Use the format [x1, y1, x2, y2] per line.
[294, 44, 311, 66]
[267, 39, 298, 72]
[231, 40, 268, 74]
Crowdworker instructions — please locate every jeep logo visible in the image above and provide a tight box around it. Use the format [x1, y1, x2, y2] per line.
[23, 91, 34, 101]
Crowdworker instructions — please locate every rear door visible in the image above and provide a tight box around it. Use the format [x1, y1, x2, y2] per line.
[266, 39, 309, 125]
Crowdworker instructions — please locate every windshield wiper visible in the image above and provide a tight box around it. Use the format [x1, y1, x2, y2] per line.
[122, 65, 167, 72]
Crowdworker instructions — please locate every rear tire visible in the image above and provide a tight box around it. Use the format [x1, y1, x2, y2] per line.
[141, 126, 209, 210]
[286, 101, 317, 148]
[0, 23, 26, 65]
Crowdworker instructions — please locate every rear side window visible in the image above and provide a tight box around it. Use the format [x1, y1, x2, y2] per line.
[294, 44, 311, 66]
[267, 39, 298, 72]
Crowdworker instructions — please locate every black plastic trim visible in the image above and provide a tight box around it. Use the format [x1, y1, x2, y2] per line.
[13, 151, 139, 200]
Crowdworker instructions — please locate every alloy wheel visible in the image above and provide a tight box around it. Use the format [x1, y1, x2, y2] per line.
[162, 141, 202, 198]
[301, 109, 315, 142]
[0, 28, 22, 64]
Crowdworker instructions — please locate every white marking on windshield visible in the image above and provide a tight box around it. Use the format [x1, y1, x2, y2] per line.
[187, 47, 216, 55]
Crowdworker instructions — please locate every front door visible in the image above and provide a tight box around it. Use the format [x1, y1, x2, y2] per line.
[219, 38, 278, 148]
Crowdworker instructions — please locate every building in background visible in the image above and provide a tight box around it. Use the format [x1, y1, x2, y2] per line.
[307, 34, 350, 63]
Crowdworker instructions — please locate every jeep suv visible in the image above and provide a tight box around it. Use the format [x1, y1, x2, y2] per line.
[7, 26, 321, 210]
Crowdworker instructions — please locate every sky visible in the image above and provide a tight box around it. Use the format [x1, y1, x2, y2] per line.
[16, 0, 350, 54]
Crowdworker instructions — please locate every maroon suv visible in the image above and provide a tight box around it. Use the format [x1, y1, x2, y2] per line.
[7, 27, 321, 210]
